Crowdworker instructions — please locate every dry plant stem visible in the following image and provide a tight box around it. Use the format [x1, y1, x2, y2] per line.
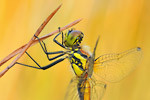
[0, 18, 82, 67]
[0, 5, 61, 77]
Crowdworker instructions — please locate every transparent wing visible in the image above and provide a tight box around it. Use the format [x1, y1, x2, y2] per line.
[64, 77, 80, 100]
[90, 77, 106, 100]
[64, 76, 106, 100]
[94, 47, 142, 82]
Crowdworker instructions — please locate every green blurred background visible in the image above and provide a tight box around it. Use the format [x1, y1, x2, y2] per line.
[0, 0, 149, 100]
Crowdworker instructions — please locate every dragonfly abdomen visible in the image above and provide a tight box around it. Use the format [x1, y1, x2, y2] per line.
[78, 79, 91, 100]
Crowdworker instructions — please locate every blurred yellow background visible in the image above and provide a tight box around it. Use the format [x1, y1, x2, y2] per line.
[0, 0, 149, 100]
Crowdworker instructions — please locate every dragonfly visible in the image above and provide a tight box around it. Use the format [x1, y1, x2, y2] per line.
[64, 39, 142, 100]
[11, 28, 142, 100]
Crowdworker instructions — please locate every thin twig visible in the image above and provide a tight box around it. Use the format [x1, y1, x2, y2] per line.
[0, 4, 61, 78]
[0, 19, 82, 66]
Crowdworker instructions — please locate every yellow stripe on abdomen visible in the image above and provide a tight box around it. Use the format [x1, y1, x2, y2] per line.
[84, 81, 91, 100]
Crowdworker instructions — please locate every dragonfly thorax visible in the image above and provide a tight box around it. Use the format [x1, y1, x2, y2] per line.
[68, 48, 90, 77]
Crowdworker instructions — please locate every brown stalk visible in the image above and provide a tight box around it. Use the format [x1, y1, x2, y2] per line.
[0, 6, 82, 78]
[0, 18, 82, 67]
[0, 4, 61, 78]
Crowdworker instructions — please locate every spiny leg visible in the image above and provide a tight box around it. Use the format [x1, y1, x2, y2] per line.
[16, 57, 67, 70]
[34, 34, 66, 61]
[35, 27, 66, 49]
[53, 27, 66, 48]
[16, 51, 68, 70]
[58, 27, 64, 46]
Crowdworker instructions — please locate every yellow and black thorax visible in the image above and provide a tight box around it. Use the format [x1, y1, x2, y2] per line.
[68, 48, 90, 77]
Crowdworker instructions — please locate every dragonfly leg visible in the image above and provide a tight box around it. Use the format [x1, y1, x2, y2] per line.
[34, 35, 66, 61]
[53, 27, 66, 48]
[16, 56, 68, 70]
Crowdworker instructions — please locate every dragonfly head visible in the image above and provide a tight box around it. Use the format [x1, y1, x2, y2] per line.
[64, 29, 84, 47]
